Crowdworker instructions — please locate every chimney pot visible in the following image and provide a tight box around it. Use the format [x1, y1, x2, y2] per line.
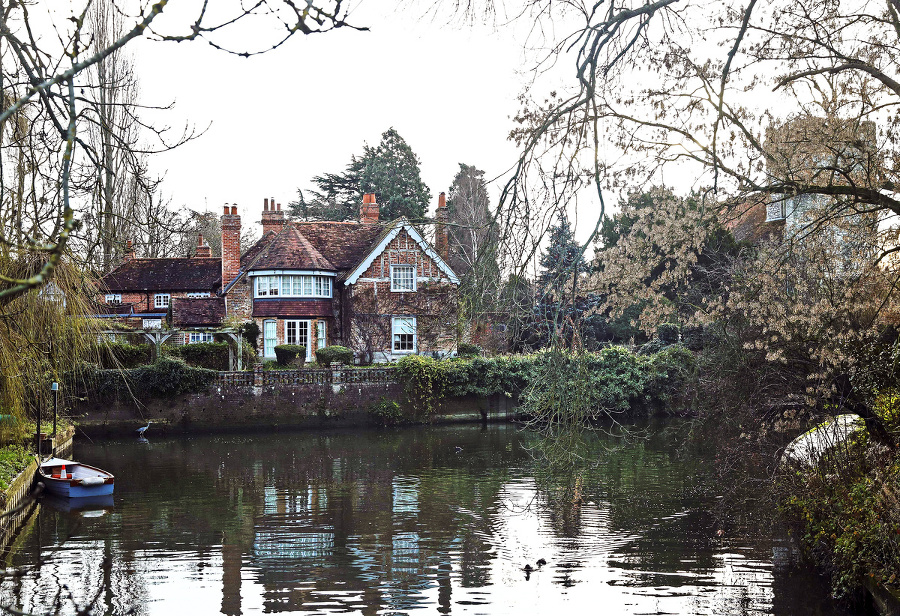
[264, 198, 269, 211]
[277, 202, 281, 211]
[198, 234, 204, 246]
[231, 205, 238, 215]
[360, 193, 379, 223]
[223, 205, 229, 215]
[439, 192, 447, 208]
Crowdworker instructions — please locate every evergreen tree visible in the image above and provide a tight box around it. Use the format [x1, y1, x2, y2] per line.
[446, 164, 496, 279]
[538, 212, 587, 296]
[291, 128, 431, 222]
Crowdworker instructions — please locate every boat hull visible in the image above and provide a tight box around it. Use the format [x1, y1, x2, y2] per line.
[37, 458, 115, 498]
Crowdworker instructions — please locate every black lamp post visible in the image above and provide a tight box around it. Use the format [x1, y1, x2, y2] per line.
[51, 382, 58, 438]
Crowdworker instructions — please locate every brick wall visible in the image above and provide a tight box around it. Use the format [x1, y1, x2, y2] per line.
[349, 228, 458, 361]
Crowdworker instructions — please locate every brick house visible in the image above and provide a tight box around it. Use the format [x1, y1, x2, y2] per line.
[97, 194, 460, 362]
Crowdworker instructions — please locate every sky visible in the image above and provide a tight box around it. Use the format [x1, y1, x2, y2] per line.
[125, 1, 568, 235]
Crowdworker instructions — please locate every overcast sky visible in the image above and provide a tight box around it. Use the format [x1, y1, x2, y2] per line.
[126, 1, 562, 235]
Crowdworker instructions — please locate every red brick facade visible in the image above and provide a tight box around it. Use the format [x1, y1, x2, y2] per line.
[97, 194, 459, 363]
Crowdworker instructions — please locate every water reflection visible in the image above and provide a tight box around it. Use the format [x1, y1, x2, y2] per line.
[0, 423, 856, 615]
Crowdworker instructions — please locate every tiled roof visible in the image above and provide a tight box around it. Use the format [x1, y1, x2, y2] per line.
[290, 222, 385, 270]
[171, 297, 227, 326]
[102, 258, 221, 292]
[248, 225, 336, 272]
[252, 299, 333, 318]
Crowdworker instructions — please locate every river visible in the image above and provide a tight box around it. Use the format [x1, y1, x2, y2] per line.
[0, 422, 859, 615]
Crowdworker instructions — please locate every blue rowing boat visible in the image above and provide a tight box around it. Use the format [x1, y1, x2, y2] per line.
[37, 458, 115, 498]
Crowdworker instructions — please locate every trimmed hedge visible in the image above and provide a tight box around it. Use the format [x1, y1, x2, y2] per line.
[96, 342, 151, 369]
[274, 345, 306, 366]
[76, 357, 217, 400]
[457, 343, 483, 357]
[165, 342, 230, 370]
[316, 345, 354, 366]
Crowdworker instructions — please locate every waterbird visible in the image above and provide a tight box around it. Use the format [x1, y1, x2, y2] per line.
[454, 446, 463, 453]
[136, 420, 152, 436]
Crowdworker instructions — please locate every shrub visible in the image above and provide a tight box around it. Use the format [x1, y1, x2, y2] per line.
[316, 345, 354, 366]
[165, 342, 230, 370]
[657, 323, 680, 344]
[368, 398, 407, 426]
[240, 320, 261, 351]
[96, 342, 151, 368]
[457, 343, 482, 357]
[78, 356, 217, 400]
[274, 345, 306, 366]
[682, 325, 704, 351]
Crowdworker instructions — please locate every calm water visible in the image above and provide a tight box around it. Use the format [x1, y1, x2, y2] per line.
[0, 423, 857, 615]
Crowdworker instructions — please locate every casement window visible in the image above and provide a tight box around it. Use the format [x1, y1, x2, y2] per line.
[285, 320, 311, 359]
[154, 293, 170, 308]
[392, 317, 416, 353]
[105, 294, 121, 304]
[255, 275, 332, 298]
[391, 265, 416, 292]
[142, 318, 162, 330]
[186, 292, 211, 298]
[263, 320, 277, 358]
[317, 321, 327, 349]
[189, 332, 214, 344]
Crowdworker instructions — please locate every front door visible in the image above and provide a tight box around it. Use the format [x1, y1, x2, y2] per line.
[285, 320, 311, 360]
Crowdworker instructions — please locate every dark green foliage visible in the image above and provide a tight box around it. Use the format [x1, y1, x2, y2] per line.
[368, 398, 408, 426]
[240, 321, 260, 351]
[315, 345, 355, 366]
[165, 342, 229, 370]
[395, 346, 695, 419]
[657, 323, 680, 344]
[292, 128, 431, 222]
[0, 445, 33, 490]
[457, 343, 482, 357]
[682, 325, 704, 351]
[274, 345, 306, 366]
[538, 212, 588, 295]
[79, 357, 217, 400]
[95, 342, 151, 368]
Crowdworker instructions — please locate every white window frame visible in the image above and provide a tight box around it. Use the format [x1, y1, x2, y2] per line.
[154, 293, 171, 309]
[188, 332, 214, 344]
[317, 321, 327, 349]
[142, 318, 162, 330]
[263, 320, 277, 358]
[186, 292, 211, 299]
[392, 317, 417, 354]
[284, 320, 312, 360]
[105, 294, 121, 304]
[391, 265, 416, 292]
[254, 274, 333, 299]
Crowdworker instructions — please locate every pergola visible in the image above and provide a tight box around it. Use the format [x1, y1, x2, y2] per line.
[101, 328, 245, 371]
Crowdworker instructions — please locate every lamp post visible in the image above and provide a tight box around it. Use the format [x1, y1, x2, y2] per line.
[51, 382, 58, 438]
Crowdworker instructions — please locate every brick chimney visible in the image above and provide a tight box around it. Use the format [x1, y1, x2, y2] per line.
[221, 204, 241, 288]
[434, 192, 450, 262]
[261, 196, 285, 236]
[360, 193, 379, 224]
[195, 233, 212, 258]
[123, 239, 135, 262]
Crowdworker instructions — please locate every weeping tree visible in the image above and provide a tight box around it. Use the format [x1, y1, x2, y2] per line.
[0, 257, 101, 445]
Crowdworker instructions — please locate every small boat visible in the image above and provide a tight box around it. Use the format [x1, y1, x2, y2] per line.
[37, 458, 115, 498]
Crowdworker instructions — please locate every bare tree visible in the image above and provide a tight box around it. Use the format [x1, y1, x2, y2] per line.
[0, 0, 360, 300]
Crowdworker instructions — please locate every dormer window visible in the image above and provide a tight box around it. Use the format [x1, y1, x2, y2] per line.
[154, 293, 170, 309]
[391, 265, 416, 292]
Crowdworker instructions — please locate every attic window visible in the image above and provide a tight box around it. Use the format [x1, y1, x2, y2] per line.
[186, 292, 211, 298]
[391, 265, 416, 292]
[105, 294, 121, 304]
[154, 294, 170, 309]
